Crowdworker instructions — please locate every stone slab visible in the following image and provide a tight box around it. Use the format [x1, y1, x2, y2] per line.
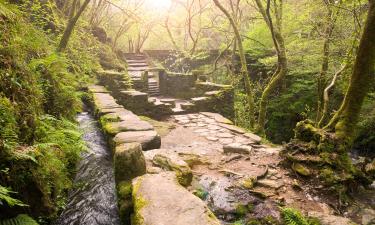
[113, 131, 161, 151]
[132, 172, 220, 225]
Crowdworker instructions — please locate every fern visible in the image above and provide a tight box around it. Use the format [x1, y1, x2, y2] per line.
[0, 185, 28, 207]
[0, 214, 39, 225]
[281, 207, 310, 225]
[0, 0, 16, 20]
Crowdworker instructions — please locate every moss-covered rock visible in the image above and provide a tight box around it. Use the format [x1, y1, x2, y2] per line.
[152, 153, 193, 186]
[114, 143, 146, 183]
[292, 163, 311, 176]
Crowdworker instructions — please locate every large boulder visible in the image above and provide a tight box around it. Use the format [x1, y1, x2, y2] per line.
[132, 172, 221, 225]
[113, 131, 161, 150]
[114, 143, 146, 182]
[152, 153, 193, 186]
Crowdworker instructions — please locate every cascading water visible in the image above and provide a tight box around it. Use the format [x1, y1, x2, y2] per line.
[55, 112, 121, 225]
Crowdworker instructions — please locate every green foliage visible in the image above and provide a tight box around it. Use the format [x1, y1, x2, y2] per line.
[29, 54, 81, 120]
[0, 185, 27, 207]
[0, 214, 39, 225]
[0, 96, 19, 152]
[281, 207, 309, 225]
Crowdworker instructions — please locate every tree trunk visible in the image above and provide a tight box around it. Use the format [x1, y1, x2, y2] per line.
[316, 0, 335, 124]
[213, 0, 255, 127]
[57, 0, 91, 52]
[255, 0, 288, 135]
[325, 0, 375, 149]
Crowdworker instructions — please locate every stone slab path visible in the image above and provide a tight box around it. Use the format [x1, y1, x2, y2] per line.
[144, 112, 360, 224]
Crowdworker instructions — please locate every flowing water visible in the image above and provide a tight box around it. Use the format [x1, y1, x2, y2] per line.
[55, 112, 121, 225]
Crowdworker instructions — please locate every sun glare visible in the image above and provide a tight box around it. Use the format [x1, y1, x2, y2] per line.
[146, 0, 172, 12]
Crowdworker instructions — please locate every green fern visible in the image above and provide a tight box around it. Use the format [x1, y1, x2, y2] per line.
[0, 185, 28, 207]
[281, 207, 309, 225]
[0, 0, 16, 20]
[0, 214, 39, 225]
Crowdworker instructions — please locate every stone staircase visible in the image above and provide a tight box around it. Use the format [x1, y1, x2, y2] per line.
[124, 53, 160, 96]
[148, 78, 160, 96]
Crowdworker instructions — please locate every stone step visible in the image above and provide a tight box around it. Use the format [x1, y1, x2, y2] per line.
[128, 63, 148, 67]
[172, 108, 186, 115]
[132, 172, 221, 225]
[128, 67, 149, 71]
[113, 130, 161, 151]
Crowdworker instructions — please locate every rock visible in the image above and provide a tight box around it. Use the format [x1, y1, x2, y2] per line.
[292, 163, 311, 176]
[361, 208, 375, 225]
[243, 133, 262, 143]
[88, 85, 110, 93]
[219, 138, 234, 145]
[113, 131, 161, 150]
[103, 120, 153, 135]
[114, 143, 146, 182]
[132, 172, 221, 225]
[308, 211, 355, 225]
[223, 143, 252, 154]
[253, 200, 281, 222]
[218, 123, 246, 134]
[206, 136, 219, 141]
[257, 179, 284, 189]
[217, 132, 234, 138]
[200, 112, 233, 124]
[198, 175, 257, 217]
[152, 153, 193, 186]
[178, 152, 210, 167]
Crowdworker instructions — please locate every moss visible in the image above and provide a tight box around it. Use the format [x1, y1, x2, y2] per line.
[292, 163, 311, 176]
[117, 181, 133, 225]
[241, 177, 257, 189]
[131, 179, 147, 225]
[235, 204, 249, 216]
[193, 187, 208, 200]
[139, 116, 175, 137]
[246, 219, 262, 225]
[294, 120, 322, 143]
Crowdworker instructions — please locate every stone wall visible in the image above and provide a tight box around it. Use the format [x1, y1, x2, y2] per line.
[159, 71, 197, 96]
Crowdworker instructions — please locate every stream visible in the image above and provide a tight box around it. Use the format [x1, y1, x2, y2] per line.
[55, 112, 121, 225]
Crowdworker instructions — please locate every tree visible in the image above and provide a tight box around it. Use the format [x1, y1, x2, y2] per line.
[213, 0, 256, 127]
[57, 0, 91, 52]
[254, 0, 288, 135]
[324, 0, 375, 148]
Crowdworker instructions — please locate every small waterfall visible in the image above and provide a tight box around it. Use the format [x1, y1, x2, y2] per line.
[55, 112, 121, 225]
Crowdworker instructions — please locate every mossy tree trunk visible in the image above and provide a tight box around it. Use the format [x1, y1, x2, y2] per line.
[57, 0, 91, 52]
[316, 0, 336, 125]
[213, 0, 256, 127]
[324, 0, 375, 150]
[254, 0, 288, 135]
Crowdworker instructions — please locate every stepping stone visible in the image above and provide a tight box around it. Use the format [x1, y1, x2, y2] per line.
[244, 133, 262, 144]
[113, 131, 161, 151]
[114, 143, 146, 182]
[132, 172, 221, 225]
[88, 85, 110, 93]
[223, 143, 253, 154]
[160, 98, 176, 107]
[103, 120, 154, 135]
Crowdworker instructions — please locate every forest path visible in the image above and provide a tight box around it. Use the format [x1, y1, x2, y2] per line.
[143, 112, 357, 224]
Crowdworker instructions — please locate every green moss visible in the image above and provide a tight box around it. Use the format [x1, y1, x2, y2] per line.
[193, 187, 208, 200]
[246, 219, 262, 225]
[292, 163, 311, 176]
[294, 120, 322, 143]
[139, 116, 175, 137]
[235, 204, 249, 216]
[131, 179, 147, 225]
